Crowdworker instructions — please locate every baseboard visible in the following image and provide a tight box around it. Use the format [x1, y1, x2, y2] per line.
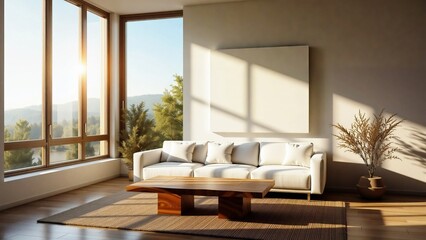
[0, 174, 120, 211]
[325, 186, 426, 196]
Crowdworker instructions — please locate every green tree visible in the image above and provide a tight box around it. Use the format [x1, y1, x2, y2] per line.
[87, 116, 100, 135]
[4, 119, 36, 171]
[65, 143, 95, 160]
[153, 75, 183, 141]
[62, 119, 76, 138]
[86, 143, 95, 157]
[30, 122, 42, 139]
[52, 124, 64, 138]
[14, 119, 31, 140]
[118, 102, 160, 169]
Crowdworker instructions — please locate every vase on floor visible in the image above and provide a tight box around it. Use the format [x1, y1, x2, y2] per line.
[356, 176, 386, 199]
[128, 169, 134, 182]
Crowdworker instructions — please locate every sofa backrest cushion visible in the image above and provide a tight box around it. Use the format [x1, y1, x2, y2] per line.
[192, 142, 209, 163]
[259, 142, 286, 166]
[205, 142, 234, 164]
[231, 142, 259, 166]
[161, 141, 208, 163]
[283, 142, 313, 167]
[166, 142, 196, 163]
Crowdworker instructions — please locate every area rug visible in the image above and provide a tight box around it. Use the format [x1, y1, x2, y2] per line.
[38, 192, 347, 240]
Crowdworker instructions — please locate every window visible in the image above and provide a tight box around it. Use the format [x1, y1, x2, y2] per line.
[4, 0, 109, 175]
[120, 12, 183, 147]
[4, 0, 44, 171]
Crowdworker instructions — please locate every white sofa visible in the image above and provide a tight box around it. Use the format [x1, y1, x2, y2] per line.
[133, 141, 326, 200]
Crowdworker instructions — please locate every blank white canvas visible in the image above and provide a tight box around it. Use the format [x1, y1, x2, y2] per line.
[210, 46, 309, 133]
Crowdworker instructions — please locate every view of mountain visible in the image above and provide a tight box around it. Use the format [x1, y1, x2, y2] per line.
[4, 94, 163, 126]
[127, 94, 163, 115]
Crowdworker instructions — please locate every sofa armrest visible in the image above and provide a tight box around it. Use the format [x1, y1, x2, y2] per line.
[310, 152, 327, 194]
[133, 148, 162, 182]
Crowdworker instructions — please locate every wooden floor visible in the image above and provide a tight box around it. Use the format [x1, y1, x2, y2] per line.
[0, 177, 425, 240]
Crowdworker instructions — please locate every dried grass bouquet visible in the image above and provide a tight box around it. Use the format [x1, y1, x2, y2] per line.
[333, 110, 403, 178]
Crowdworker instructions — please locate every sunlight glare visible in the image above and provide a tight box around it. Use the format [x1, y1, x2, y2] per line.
[78, 62, 86, 77]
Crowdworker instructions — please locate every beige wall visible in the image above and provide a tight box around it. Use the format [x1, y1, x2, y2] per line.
[184, 0, 426, 193]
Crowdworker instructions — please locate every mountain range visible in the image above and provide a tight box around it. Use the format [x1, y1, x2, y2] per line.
[4, 94, 162, 126]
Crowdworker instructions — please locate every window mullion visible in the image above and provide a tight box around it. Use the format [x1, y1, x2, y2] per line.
[45, 0, 53, 167]
[80, 4, 87, 160]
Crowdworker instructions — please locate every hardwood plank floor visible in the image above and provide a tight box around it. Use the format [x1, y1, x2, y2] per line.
[322, 192, 426, 240]
[0, 177, 425, 240]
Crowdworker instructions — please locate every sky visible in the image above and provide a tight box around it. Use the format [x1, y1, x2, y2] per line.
[4, 0, 183, 110]
[126, 18, 183, 97]
[4, 0, 43, 110]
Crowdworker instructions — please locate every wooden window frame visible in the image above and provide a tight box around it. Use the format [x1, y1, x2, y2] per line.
[4, 0, 111, 177]
[118, 10, 183, 134]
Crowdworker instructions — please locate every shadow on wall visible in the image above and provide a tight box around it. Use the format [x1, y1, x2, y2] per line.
[328, 160, 426, 195]
[397, 127, 426, 174]
[187, 43, 325, 140]
[209, 46, 309, 134]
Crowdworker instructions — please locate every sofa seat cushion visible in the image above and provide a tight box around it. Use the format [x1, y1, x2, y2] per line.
[194, 164, 255, 179]
[250, 165, 311, 190]
[142, 162, 203, 180]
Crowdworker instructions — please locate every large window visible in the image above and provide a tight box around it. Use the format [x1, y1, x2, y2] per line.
[4, 0, 109, 175]
[120, 12, 183, 147]
[4, 0, 44, 171]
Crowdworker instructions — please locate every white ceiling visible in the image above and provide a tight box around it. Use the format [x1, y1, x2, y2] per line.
[86, 0, 245, 15]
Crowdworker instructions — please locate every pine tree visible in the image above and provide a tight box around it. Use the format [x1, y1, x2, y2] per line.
[153, 75, 183, 141]
[4, 119, 35, 171]
[118, 102, 160, 169]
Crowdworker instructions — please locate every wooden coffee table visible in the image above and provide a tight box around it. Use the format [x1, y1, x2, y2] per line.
[126, 176, 275, 219]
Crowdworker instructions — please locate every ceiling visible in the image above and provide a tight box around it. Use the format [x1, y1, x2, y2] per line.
[86, 0, 245, 15]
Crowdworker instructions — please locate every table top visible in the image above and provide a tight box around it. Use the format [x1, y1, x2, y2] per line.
[126, 176, 275, 198]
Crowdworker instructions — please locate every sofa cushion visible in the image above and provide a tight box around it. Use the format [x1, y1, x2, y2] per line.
[259, 142, 286, 166]
[231, 142, 259, 166]
[251, 165, 311, 190]
[192, 142, 208, 164]
[142, 162, 203, 180]
[166, 142, 196, 163]
[194, 164, 255, 179]
[283, 142, 313, 167]
[205, 142, 234, 164]
[161, 141, 207, 163]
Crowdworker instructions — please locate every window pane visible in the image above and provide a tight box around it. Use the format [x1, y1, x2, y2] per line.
[85, 141, 108, 158]
[50, 144, 79, 164]
[86, 11, 107, 136]
[52, 0, 81, 139]
[125, 18, 183, 114]
[4, 148, 43, 171]
[4, 0, 43, 142]
[125, 17, 183, 141]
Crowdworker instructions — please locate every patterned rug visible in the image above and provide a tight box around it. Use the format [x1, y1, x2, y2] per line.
[38, 192, 347, 240]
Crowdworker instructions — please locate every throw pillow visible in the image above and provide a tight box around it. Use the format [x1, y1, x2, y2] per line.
[166, 142, 196, 163]
[192, 141, 209, 163]
[259, 142, 287, 166]
[205, 142, 234, 164]
[232, 142, 259, 166]
[282, 142, 313, 167]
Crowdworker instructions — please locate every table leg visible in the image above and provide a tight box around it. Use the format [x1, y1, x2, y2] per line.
[218, 196, 251, 219]
[157, 193, 194, 215]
